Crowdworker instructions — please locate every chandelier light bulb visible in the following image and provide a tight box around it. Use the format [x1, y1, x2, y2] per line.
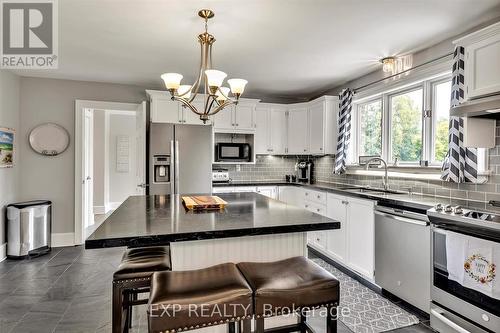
[178, 85, 192, 99]
[215, 87, 230, 101]
[161, 73, 183, 90]
[205, 69, 227, 88]
[228, 79, 248, 95]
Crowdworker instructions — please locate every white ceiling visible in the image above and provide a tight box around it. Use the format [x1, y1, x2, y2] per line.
[15, 0, 500, 101]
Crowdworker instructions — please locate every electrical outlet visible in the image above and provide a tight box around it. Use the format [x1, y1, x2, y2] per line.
[236, 165, 241, 172]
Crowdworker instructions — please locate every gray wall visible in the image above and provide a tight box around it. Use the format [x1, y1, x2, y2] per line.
[19, 77, 146, 234]
[0, 71, 20, 249]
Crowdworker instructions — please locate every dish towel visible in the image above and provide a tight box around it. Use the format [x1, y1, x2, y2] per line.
[446, 230, 499, 300]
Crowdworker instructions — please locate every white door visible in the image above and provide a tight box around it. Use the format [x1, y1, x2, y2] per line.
[234, 104, 254, 130]
[269, 109, 287, 154]
[213, 106, 234, 130]
[135, 102, 147, 195]
[151, 98, 181, 123]
[83, 109, 94, 228]
[326, 193, 347, 263]
[309, 101, 325, 154]
[287, 107, 309, 154]
[346, 197, 375, 279]
[254, 108, 269, 154]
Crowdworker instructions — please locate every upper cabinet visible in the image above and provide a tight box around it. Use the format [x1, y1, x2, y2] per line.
[287, 96, 339, 155]
[287, 105, 309, 154]
[213, 99, 260, 132]
[147, 90, 211, 125]
[456, 22, 500, 99]
[255, 104, 287, 155]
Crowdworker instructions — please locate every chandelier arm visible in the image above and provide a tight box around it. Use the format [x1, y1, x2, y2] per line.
[216, 86, 231, 100]
[173, 97, 205, 116]
[187, 40, 208, 103]
[206, 99, 236, 116]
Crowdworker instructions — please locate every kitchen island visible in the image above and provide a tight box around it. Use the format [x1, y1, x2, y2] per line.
[86, 192, 340, 270]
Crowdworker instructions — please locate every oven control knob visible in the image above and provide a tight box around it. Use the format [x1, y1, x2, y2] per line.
[482, 314, 490, 322]
[453, 206, 463, 215]
[444, 204, 453, 213]
[434, 203, 443, 211]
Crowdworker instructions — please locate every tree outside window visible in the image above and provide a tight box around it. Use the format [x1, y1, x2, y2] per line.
[358, 100, 382, 157]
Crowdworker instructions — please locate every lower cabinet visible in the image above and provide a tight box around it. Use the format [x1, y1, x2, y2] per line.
[213, 186, 277, 199]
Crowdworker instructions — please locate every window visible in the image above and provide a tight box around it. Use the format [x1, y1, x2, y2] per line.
[389, 88, 423, 163]
[357, 99, 382, 157]
[352, 75, 453, 167]
[432, 80, 451, 163]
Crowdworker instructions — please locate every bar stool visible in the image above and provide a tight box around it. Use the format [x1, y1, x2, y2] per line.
[113, 246, 172, 333]
[148, 263, 253, 333]
[237, 256, 340, 333]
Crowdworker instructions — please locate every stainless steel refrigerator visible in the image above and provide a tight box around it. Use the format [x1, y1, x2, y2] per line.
[149, 123, 212, 195]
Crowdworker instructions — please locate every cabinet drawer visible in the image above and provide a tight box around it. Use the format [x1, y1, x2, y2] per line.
[303, 189, 327, 205]
[308, 231, 327, 249]
[304, 201, 326, 216]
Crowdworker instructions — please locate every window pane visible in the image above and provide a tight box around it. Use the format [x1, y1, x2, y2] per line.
[358, 100, 382, 157]
[390, 89, 423, 162]
[433, 81, 451, 162]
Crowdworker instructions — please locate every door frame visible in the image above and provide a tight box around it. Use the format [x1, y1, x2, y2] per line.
[74, 100, 142, 245]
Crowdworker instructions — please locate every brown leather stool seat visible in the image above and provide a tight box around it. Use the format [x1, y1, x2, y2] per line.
[237, 256, 340, 333]
[113, 246, 172, 333]
[148, 263, 253, 333]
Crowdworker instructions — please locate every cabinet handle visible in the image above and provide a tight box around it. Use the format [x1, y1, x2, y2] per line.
[316, 238, 320, 242]
[316, 208, 320, 212]
[320, 148, 323, 151]
[236, 123, 239, 126]
[304, 149, 307, 152]
[305, 192, 309, 196]
[305, 205, 309, 208]
[317, 195, 321, 199]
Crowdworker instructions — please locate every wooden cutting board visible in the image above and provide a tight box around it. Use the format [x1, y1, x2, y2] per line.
[182, 196, 228, 211]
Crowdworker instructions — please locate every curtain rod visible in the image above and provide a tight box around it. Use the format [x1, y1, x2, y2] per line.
[352, 52, 454, 93]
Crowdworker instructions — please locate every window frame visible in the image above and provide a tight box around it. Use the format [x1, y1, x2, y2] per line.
[350, 73, 458, 167]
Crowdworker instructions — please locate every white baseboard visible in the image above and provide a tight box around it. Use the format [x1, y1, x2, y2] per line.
[93, 205, 108, 215]
[51, 233, 75, 247]
[108, 202, 122, 210]
[0, 243, 6, 262]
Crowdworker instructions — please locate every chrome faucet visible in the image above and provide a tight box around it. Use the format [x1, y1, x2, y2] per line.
[365, 157, 389, 191]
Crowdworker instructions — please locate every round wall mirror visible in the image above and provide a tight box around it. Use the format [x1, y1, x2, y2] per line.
[29, 123, 70, 156]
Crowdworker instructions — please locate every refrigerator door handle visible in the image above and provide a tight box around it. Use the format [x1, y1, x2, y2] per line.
[170, 140, 175, 194]
[175, 140, 180, 194]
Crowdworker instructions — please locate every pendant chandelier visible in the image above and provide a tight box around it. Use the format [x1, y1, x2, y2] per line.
[161, 9, 248, 123]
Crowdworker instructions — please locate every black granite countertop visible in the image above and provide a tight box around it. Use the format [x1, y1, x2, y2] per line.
[85, 192, 340, 249]
[213, 181, 499, 214]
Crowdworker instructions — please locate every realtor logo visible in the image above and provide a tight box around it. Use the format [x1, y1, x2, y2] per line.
[1, 0, 58, 68]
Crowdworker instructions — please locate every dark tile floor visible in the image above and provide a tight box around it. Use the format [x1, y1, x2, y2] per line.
[0, 246, 435, 333]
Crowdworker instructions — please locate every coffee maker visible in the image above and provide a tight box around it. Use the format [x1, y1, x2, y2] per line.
[296, 160, 314, 184]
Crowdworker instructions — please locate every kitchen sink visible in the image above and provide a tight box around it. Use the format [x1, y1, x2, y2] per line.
[338, 187, 405, 195]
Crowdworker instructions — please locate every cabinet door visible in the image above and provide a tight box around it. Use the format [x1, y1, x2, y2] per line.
[151, 98, 181, 123]
[254, 108, 269, 154]
[346, 197, 375, 279]
[256, 186, 276, 199]
[287, 108, 309, 154]
[234, 104, 254, 130]
[309, 101, 325, 154]
[465, 34, 500, 99]
[326, 193, 347, 263]
[269, 109, 287, 154]
[278, 186, 302, 206]
[213, 107, 234, 130]
[182, 101, 211, 125]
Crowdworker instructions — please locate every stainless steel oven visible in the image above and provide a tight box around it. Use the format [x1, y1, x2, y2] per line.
[428, 204, 500, 333]
[215, 143, 251, 162]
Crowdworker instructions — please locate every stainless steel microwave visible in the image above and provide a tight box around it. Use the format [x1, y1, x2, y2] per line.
[215, 143, 251, 162]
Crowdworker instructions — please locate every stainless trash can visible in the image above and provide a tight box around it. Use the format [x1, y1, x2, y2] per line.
[7, 200, 52, 259]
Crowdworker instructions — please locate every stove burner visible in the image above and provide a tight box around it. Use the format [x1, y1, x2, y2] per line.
[463, 211, 500, 223]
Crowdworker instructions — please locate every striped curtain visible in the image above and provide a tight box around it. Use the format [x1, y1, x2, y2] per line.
[334, 88, 354, 174]
[441, 46, 478, 183]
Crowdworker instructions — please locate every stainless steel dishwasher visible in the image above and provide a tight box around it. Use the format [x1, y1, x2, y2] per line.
[375, 205, 431, 313]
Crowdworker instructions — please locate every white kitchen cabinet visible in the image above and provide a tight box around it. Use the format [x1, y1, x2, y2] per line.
[456, 22, 500, 99]
[325, 193, 347, 263]
[256, 186, 278, 199]
[213, 99, 259, 132]
[254, 104, 287, 155]
[308, 97, 338, 155]
[149, 93, 181, 123]
[278, 186, 303, 206]
[346, 197, 375, 279]
[287, 106, 309, 154]
[212, 187, 234, 194]
[181, 101, 212, 125]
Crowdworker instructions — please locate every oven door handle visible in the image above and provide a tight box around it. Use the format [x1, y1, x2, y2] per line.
[431, 309, 471, 333]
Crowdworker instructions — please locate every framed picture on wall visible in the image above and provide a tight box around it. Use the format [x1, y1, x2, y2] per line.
[0, 127, 15, 168]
